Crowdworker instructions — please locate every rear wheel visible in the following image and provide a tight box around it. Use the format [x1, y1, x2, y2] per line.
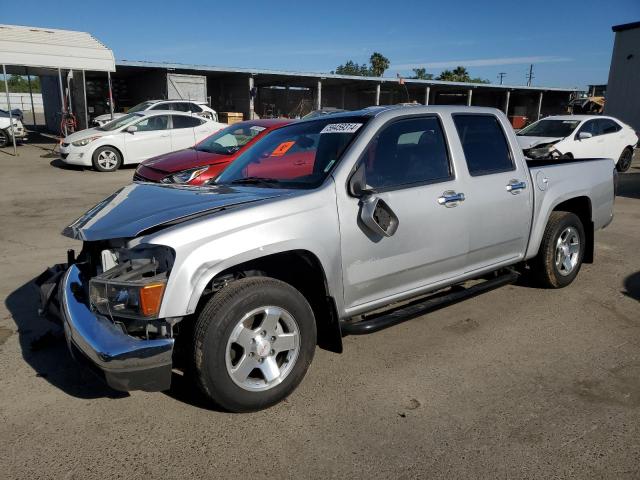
[531, 211, 585, 288]
[192, 277, 316, 412]
[92, 146, 122, 172]
[616, 147, 633, 173]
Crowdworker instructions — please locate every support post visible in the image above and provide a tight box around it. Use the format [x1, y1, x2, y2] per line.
[467, 89, 473, 106]
[504, 90, 511, 116]
[58, 68, 67, 136]
[2, 64, 17, 155]
[316, 79, 322, 110]
[26, 67, 36, 127]
[82, 70, 89, 129]
[375, 83, 381, 106]
[248, 75, 255, 120]
[424, 86, 430, 105]
[536, 91, 543, 121]
[107, 71, 114, 120]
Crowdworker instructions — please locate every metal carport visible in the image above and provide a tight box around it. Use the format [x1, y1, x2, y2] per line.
[0, 24, 115, 154]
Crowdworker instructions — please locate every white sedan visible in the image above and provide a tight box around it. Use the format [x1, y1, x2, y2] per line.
[92, 99, 218, 127]
[517, 115, 638, 172]
[60, 111, 226, 172]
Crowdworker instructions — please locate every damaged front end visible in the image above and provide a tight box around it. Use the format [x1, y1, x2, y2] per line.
[38, 240, 178, 392]
[523, 141, 562, 160]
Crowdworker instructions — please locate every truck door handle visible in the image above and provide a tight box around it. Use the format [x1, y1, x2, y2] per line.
[506, 180, 526, 194]
[438, 191, 465, 207]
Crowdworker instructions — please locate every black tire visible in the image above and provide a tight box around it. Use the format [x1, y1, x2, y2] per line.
[561, 152, 573, 160]
[0, 129, 8, 148]
[192, 277, 316, 412]
[616, 147, 633, 173]
[91, 146, 122, 172]
[531, 211, 585, 288]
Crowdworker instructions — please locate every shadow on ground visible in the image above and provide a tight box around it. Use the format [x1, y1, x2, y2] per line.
[617, 171, 640, 200]
[5, 277, 222, 408]
[5, 279, 126, 399]
[623, 272, 640, 301]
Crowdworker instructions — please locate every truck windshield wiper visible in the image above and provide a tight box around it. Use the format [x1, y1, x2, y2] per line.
[229, 177, 282, 187]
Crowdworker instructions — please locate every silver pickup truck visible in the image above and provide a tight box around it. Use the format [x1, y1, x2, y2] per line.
[48, 106, 616, 412]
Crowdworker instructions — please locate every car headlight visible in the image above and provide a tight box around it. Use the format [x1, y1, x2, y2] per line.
[72, 136, 100, 147]
[162, 166, 209, 184]
[89, 245, 174, 319]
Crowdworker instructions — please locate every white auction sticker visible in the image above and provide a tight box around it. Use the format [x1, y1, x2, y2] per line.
[320, 123, 363, 134]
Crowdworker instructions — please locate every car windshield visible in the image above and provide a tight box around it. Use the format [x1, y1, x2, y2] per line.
[127, 101, 155, 113]
[215, 116, 369, 189]
[518, 119, 581, 137]
[98, 113, 145, 131]
[195, 123, 268, 155]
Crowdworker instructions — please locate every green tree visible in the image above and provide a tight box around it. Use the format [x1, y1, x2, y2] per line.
[333, 60, 371, 76]
[410, 68, 434, 80]
[436, 66, 489, 84]
[5, 75, 41, 93]
[369, 52, 390, 77]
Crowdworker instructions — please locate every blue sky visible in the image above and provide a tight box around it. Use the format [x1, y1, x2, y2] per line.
[3, 0, 639, 89]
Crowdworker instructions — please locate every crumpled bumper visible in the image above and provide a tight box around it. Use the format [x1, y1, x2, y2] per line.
[59, 264, 174, 392]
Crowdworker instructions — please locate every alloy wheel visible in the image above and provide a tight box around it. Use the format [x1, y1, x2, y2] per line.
[225, 306, 300, 392]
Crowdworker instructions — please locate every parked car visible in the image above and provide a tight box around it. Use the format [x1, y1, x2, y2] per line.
[0, 108, 24, 122]
[0, 115, 27, 147]
[134, 119, 292, 185]
[92, 99, 218, 127]
[60, 111, 226, 172]
[517, 115, 638, 172]
[45, 106, 615, 412]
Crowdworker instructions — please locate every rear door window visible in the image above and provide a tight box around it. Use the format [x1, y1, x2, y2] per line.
[171, 115, 202, 129]
[598, 119, 621, 135]
[453, 115, 514, 176]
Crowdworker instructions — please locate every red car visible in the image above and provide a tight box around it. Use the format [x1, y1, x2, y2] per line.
[133, 119, 293, 185]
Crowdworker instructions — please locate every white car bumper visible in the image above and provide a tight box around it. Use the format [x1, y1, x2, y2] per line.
[59, 143, 92, 166]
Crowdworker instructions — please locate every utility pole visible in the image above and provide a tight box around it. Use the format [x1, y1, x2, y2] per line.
[498, 72, 506, 85]
[526, 64, 534, 87]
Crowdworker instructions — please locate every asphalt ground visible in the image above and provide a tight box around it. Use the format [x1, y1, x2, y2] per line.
[0, 137, 639, 479]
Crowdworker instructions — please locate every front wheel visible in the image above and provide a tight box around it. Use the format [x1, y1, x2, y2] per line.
[92, 146, 122, 172]
[531, 211, 585, 288]
[192, 277, 316, 412]
[616, 147, 633, 173]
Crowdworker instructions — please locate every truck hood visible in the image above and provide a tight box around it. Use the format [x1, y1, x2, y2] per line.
[63, 182, 291, 241]
[516, 136, 563, 150]
[142, 148, 232, 173]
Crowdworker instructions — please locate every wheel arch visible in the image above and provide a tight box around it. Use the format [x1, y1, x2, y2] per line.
[549, 196, 594, 263]
[195, 249, 343, 354]
[92, 144, 125, 167]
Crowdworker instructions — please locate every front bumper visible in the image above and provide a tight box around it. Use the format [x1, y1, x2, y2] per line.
[59, 145, 91, 166]
[60, 264, 174, 392]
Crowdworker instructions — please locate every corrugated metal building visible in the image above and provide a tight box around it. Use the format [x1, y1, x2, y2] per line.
[605, 21, 640, 131]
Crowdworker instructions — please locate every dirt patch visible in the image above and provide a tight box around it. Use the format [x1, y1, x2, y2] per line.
[0, 326, 14, 346]
[444, 317, 480, 334]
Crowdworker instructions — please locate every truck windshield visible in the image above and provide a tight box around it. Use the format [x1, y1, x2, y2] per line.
[215, 116, 369, 189]
[195, 123, 267, 155]
[518, 119, 581, 137]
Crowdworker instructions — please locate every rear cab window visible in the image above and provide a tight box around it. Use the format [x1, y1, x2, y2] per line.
[452, 114, 514, 176]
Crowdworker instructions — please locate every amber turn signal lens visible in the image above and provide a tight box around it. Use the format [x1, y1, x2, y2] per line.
[139, 282, 166, 317]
